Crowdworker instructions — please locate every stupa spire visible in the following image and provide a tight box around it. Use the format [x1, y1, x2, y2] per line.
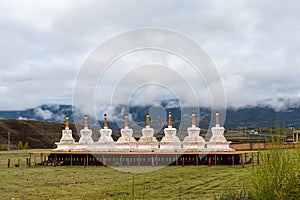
[146, 113, 150, 127]
[103, 114, 108, 128]
[192, 112, 196, 128]
[124, 114, 129, 128]
[216, 111, 220, 127]
[65, 115, 69, 129]
[84, 115, 88, 129]
[168, 112, 172, 128]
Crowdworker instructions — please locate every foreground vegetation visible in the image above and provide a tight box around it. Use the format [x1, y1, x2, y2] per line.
[246, 135, 300, 200]
[0, 147, 299, 200]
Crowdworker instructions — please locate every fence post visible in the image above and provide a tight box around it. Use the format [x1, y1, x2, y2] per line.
[241, 154, 245, 168]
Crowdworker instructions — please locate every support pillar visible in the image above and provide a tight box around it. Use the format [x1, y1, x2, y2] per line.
[293, 133, 295, 142]
[103, 155, 106, 167]
[54, 155, 57, 167]
[151, 156, 155, 167]
[138, 155, 140, 166]
[214, 155, 217, 165]
[40, 153, 43, 164]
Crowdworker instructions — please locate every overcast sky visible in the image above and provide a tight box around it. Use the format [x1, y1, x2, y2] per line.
[0, 0, 300, 111]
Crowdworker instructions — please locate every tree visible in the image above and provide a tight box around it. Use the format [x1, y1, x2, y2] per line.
[24, 142, 29, 150]
[274, 115, 281, 135]
[17, 141, 23, 150]
[0, 144, 7, 151]
[269, 127, 273, 135]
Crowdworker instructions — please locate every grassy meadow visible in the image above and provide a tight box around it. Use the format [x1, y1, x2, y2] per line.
[0, 148, 299, 199]
[0, 150, 251, 200]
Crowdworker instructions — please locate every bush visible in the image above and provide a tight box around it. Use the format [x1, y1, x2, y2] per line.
[17, 141, 23, 150]
[24, 142, 29, 149]
[0, 144, 7, 151]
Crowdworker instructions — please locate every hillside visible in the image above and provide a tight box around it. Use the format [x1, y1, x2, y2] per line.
[0, 120, 78, 149]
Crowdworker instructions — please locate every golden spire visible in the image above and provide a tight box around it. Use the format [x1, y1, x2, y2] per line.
[103, 114, 108, 128]
[216, 111, 220, 126]
[84, 115, 88, 129]
[168, 112, 172, 127]
[146, 113, 150, 127]
[65, 115, 69, 129]
[192, 112, 196, 127]
[124, 114, 129, 128]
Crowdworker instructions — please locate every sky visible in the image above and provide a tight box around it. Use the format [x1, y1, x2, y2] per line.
[0, 0, 300, 111]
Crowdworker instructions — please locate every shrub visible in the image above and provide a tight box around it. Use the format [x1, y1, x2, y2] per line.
[17, 141, 23, 150]
[0, 144, 8, 151]
[24, 142, 29, 149]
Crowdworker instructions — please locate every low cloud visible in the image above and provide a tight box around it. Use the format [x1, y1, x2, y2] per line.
[34, 107, 53, 120]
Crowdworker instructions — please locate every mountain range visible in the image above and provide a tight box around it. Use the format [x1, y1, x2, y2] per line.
[1, 102, 300, 130]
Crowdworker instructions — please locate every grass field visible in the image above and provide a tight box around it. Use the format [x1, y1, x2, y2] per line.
[0, 150, 252, 200]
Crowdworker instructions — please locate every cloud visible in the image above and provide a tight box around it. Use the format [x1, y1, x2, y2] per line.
[0, 0, 299, 111]
[34, 107, 53, 120]
[17, 116, 28, 120]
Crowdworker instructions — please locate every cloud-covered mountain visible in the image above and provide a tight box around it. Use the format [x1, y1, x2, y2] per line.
[0, 104, 73, 122]
[1, 99, 300, 130]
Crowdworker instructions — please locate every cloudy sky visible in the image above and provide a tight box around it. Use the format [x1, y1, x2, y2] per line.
[0, 0, 300, 111]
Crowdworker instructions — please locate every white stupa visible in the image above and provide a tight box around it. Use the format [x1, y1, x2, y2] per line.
[206, 112, 234, 151]
[96, 114, 116, 151]
[54, 115, 75, 151]
[116, 115, 137, 151]
[77, 115, 94, 151]
[159, 112, 182, 151]
[79, 115, 94, 143]
[182, 112, 205, 151]
[137, 113, 159, 151]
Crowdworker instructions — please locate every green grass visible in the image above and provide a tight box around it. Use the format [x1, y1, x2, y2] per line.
[0, 150, 251, 200]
